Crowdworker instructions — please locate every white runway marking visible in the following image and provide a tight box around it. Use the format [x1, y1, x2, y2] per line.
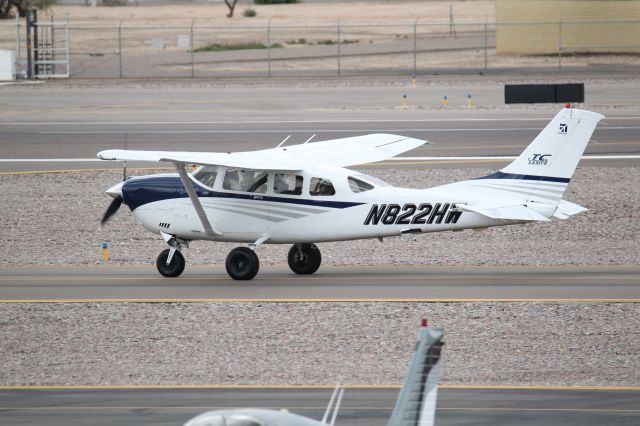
[1, 155, 639, 163]
[0, 116, 639, 126]
[31, 126, 640, 134]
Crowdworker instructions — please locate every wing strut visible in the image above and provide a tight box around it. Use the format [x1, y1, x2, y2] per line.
[173, 162, 221, 237]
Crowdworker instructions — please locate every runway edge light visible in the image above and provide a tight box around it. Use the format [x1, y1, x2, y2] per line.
[421, 318, 428, 327]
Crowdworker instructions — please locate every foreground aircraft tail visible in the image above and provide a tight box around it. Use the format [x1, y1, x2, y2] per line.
[386, 322, 444, 426]
[432, 108, 603, 222]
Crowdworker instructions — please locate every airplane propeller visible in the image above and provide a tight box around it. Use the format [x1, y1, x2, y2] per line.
[101, 195, 123, 226]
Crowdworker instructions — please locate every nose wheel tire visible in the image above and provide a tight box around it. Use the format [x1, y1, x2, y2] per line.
[156, 249, 185, 277]
[226, 247, 260, 280]
[288, 244, 322, 275]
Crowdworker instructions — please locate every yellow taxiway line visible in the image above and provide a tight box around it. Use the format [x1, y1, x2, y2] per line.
[1, 384, 639, 391]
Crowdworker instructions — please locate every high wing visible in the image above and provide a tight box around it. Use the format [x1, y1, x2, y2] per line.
[97, 133, 427, 169]
[272, 133, 428, 166]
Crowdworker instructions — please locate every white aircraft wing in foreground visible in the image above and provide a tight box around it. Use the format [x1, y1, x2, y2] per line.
[183, 322, 444, 426]
[98, 108, 603, 280]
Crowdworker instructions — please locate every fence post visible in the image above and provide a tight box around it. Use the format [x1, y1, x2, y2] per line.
[64, 13, 69, 78]
[15, 14, 20, 77]
[337, 21, 341, 77]
[267, 19, 271, 78]
[558, 19, 563, 71]
[190, 20, 195, 78]
[26, 10, 32, 79]
[118, 21, 123, 78]
[413, 18, 417, 77]
[484, 20, 488, 73]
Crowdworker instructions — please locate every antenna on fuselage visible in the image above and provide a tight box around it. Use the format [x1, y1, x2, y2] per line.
[122, 132, 128, 181]
[276, 135, 291, 148]
[303, 133, 317, 144]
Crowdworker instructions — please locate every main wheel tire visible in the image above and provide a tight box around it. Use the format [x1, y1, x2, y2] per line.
[225, 247, 260, 280]
[156, 249, 185, 277]
[287, 243, 322, 275]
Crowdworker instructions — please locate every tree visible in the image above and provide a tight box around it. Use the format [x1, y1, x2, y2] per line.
[224, 0, 239, 18]
[0, 0, 56, 19]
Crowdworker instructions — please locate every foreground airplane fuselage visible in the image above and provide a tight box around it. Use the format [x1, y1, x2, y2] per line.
[99, 108, 603, 280]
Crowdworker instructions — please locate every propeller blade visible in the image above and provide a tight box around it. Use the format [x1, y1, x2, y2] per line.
[101, 196, 123, 226]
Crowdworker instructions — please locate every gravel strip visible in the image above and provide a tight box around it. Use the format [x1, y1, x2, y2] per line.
[1, 167, 638, 267]
[1, 302, 638, 386]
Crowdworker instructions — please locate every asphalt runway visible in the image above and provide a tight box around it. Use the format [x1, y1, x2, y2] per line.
[1, 386, 639, 426]
[1, 84, 639, 172]
[1, 265, 638, 301]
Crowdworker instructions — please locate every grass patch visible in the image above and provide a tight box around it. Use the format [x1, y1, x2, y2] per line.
[193, 42, 283, 53]
[88, 53, 105, 57]
[317, 39, 359, 46]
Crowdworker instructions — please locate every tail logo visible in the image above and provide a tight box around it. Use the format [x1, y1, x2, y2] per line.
[528, 154, 551, 165]
[559, 123, 568, 134]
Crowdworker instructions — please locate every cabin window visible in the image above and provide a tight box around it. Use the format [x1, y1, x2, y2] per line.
[348, 176, 374, 193]
[309, 177, 336, 196]
[192, 166, 218, 189]
[223, 169, 268, 193]
[273, 173, 303, 195]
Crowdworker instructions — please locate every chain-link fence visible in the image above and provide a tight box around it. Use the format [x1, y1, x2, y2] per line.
[1, 18, 639, 79]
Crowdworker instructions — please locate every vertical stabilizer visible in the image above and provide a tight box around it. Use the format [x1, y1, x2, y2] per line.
[469, 108, 604, 204]
[386, 324, 444, 426]
[500, 107, 603, 180]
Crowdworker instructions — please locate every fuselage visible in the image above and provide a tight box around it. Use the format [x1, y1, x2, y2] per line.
[116, 164, 509, 245]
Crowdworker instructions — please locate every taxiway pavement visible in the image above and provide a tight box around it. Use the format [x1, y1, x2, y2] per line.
[1, 386, 639, 426]
[1, 265, 638, 301]
[1, 82, 639, 172]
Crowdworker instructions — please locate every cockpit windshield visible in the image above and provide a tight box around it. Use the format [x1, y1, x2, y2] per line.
[192, 166, 218, 189]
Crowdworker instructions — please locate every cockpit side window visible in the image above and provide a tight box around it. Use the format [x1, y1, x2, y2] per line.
[309, 177, 336, 196]
[192, 166, 218, 189]
[223, 169, 268, 193]
[348, 176, 374, 193]
[273, 173, 303, 196]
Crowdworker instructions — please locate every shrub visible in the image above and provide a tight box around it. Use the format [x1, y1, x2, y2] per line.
[243, 8, 256, 17]
[254, 0, 299, 5]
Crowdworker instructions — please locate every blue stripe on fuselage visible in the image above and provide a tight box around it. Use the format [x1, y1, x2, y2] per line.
[475, 171, 570, 183]
[122, 176, 364, 211]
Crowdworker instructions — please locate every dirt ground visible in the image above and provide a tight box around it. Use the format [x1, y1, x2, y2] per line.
[40, 1, 495, 26]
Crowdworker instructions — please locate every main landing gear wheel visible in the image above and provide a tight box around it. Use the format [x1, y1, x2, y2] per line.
[226, 247, 260, 280]
[288, 244, 322, 275]
[156, 249, 185, 277]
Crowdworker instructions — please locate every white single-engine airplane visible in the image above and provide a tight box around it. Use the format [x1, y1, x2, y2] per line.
[99, 107, 603, 280]
[183, 322, 444, 426]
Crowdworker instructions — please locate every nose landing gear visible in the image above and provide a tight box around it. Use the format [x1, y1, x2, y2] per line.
[156, 248, 185, 277]
[156, 232, 188, 278]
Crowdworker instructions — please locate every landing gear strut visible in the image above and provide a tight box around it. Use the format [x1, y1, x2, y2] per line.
[156, 233, 187, 278]
[156, 248, 185, 277]
[226, 247, 260, 280]
[288, 243, 322, 275]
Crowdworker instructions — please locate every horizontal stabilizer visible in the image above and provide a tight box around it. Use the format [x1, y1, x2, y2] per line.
[459, 203, 550, 222]
[553, 200, 587, 220]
